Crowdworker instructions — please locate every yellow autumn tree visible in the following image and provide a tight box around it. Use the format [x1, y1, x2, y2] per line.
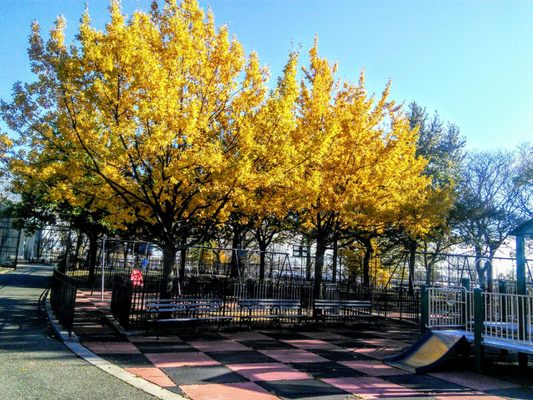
[237, 52, 301, 279]
[2, 0, 268, 295]
[294, 41, 434, 297]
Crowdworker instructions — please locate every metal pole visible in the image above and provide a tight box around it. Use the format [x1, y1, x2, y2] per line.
[473, 287, 484, 373]
[421, 285, 428, 334]
[13, 227, 22, 270]
[516, 235, 527, 368]
[101, 235, 106, 302]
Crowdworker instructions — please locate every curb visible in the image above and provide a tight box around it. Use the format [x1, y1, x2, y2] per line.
[0, 267, 14, 275]
[45, 293, 186, 400]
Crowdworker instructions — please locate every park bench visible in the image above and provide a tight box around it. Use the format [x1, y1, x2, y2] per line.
[238, 298, 307, 329]
[145, 298, 232, 337]
[313, 299, 378, 326]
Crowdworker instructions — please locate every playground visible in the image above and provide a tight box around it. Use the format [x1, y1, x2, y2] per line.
[38, 221, 532, 400]
[53, 286, 527, 400]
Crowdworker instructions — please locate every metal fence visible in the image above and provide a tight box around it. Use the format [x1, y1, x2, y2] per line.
[112, 276, 239, 329]
[233, 280, 314, 308]
[425, 286, 533, 351]
[426, 286, 467, 329]
[483, 291, 533, 346]
[110, 274, 423, 331]
[372, 288, 421, 325]
[50, 270, 78, 335]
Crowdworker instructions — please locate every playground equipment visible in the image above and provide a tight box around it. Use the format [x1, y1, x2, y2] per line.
[384, 251, 532, 290]
[186, 247, 293, 282]
[387, 221, 533, 373]
[385, 330, 468, 373]
[385, 284, 532, 373]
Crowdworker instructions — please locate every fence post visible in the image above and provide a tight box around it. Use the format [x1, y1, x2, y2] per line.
[518, 295, 527, 369]
[399, 288, 403, 321]
[473, 287, 484, 373]
[420, 285, 428, 334]
[461, 278, 470, 330]
[515, 235, 528, 369]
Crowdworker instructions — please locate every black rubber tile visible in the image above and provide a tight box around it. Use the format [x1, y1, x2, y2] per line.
[259, 331, 309, 340]
[162, 365, 247, 385]
[383, 374, 470, 393]
[289, 362, 362, 379]
[166, 386, 187, 396]
[331, 330, 377, 339]
[330, 339, 378, 348]
[131, 340, 184, 346]
[135, 342, 198, 353]
[487, 388, 533, 400]
[178, 332, 223, 341]
[309, 348, 373, 362]
[239, 339, 296, 350]
[256, 379, 351, 400]
[81, 336, 125, 342]
[205, 350, 277, 364]
[100, 353, 154, 368]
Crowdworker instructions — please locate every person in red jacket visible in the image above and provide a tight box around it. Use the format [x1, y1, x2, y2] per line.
[130, 269, 144, 288]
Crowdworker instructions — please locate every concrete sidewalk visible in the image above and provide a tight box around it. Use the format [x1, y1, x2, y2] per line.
[0, 264, 158, 400]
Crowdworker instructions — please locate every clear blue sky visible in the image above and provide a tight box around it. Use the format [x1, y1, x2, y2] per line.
[1, 0, 531, 150]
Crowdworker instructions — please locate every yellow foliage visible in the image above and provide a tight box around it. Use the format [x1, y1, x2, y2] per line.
[294, 41, 437, 240]
[10, 0, 268, 244]
[4, 0, 448, 258]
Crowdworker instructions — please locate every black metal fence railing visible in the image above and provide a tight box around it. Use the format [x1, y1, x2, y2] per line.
[111, 275, 133, 330]
[111, 275, 238, 329]
[50, 269, 79, 335]
[66, 265, 164, 289]
[234, 280, 315, 308]
[110, 276, 422, 331]
[372, 288, 421, 325]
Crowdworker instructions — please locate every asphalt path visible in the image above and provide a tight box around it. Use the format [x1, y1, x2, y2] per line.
[0, 264, 158, 400]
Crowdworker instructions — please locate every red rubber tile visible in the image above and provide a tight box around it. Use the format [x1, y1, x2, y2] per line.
[350, 346, 400, 360]
[188, 340, 251, 352]
[434, 392, 507, 400]
[180, 382, 279, 400]
[258, 349, 329, 363]
[125, 367, 176, 387]
[323, 376, 420, 399]
[227, 362, 311, 381]
[145, 352, 220, 368]
[281, 339, 340, 350]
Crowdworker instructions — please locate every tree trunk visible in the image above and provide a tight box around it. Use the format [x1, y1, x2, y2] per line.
[332, 238, 338, 283]
[258, 240, 267, 281]
[160, 242, 177, 299]
[305, 240, 312, 281]
[313, 238, 327, 301]
[123, 242, 129, 268]
[408, 239, 417, 296]
[361, 238, 373, 288]
[486, 251, 495, 292]
[474, 247, 486, 289]
[179, 248, 187, 282]
[230, 227, 242, 278]
[73, 231, 83, 270]
[87, 232, 98, 284]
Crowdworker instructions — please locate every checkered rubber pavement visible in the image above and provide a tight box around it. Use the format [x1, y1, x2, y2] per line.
[82, 327, 512, 400]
